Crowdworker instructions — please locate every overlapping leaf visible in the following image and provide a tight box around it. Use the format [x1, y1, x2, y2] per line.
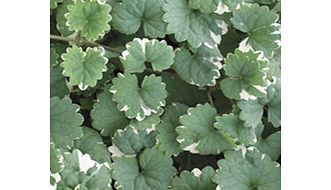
[120, 38, 174, 73]
[112, 148, 175, 190]
[213, 148, 280, 190]
[111, 0, 167, 38]
[176, 103, 236, 155]
[172, 45, 222, 87]
[171, 166, 217, 190]
[220, 49, 268, 100]
[50, 97, 84, 149]
[188, 0, 220, 13]
[110, 73, 167, 121]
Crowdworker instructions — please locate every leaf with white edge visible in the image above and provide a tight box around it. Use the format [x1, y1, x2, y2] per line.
[237, 99, 264, 128]
[110, 73, 167, 121]
[214, 113, 257, 145]
[73, 127, 111, 164]
[156, 103, 188, 156]
[171, 166, 217, 190]
[172, 45, 222, 87]
[266, 79, 281, 127]
[56, 0, 74, 36]
[50, 0, 58, 9]
[120, 38, 175, 73]
[188, 0, 220, 13]
[57, 149, 112, 190]
[91, 86, 129, 137]
[50, 97, 83, 149]
[220, 49, 268, 100]
[230, 4, 280, 57]
[61, 46, 108, 90]
[267, 48, 281, 80]
[50, 65, 69, 98]
[163, 0, 226, 48]
[50, 143, 64, 174]
[110, 126, 157, 156]
[176, 103, 236, 155]
[112, 148, 175, 190]
[213, 148, 280, 190]
[65, 0, 112, 41]
[111, 0, 167, 38]
[130, 114, 161, 131]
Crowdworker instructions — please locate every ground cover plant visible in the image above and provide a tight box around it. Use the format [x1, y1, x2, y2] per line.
[50, 0, 281, 189]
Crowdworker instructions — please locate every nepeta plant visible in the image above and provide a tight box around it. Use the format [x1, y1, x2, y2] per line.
[50, 0, 281, 189]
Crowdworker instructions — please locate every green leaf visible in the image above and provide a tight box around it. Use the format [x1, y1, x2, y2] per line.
[188, 0, 220, 13]
[129, 114, 161, 131]
[255, 130, 281, 161]
[66, 0, 112, 41]
[56, 0, 74, 36]
[90, 86, 129, 137]
[237, 99, 264, 128]
[120, 38, 174, 73]
[50, 0, 58, 9]
[50, 143, 64, 174]
[162, 75, 208, 107]
[112, 148, 175, 190]
[266, 79, 281, 127]
[230, 4, 280, 57]
[156, 103, 188, 156]
[163, 0, 226, 48]
[50, 65, 69, 98]
[110, 73, 167, 121]
[111, 0, 167, 38]
[60, 46, 108, 90]
[110, 126, 157, 156]
[50, 97, 83, 149]
[73, 127, 111, 164]
[171, 166, 217, 190]
[221, 0, 244, 10]
[220, 49, 268, 100]
[213, 148, 280, 190]
[172, 45, 222, 87]
[176, 103, 236, 155]
[267, 48, 281, 79]
[214, 113, 257, 145]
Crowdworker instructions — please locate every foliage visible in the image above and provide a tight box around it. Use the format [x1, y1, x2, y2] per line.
[50, 0, 281, 189]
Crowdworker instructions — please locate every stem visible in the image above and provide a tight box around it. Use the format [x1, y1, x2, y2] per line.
[207, 88, 215, 106]
[50, 34, 122, 54]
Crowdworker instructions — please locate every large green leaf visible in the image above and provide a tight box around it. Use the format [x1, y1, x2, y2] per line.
[120, 38, 174, 73]
[237, 99, 264, 128]
[172, 45, 222, 87]
[50, 97, 83, 149]
[60, 46, 108, 90]
[156, 103, 188, 156]
[111, 0, 167, 38]
[110, 73, 167, 121]
[220, 49, 268, 100]
[213, 148, 280, 190]
[66, 0, 112, 41]
[230, 4, 280, 57]
[176, 103, 236, 155]
[50, 65, 69, 98]
[163, 0, 226, 48]
[90, 86, 129, 137]
[112, 148, 175, 190]
[73, 127, 111, 164]
[266, 79, 281, 127]
[171, 166, 217, 190]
